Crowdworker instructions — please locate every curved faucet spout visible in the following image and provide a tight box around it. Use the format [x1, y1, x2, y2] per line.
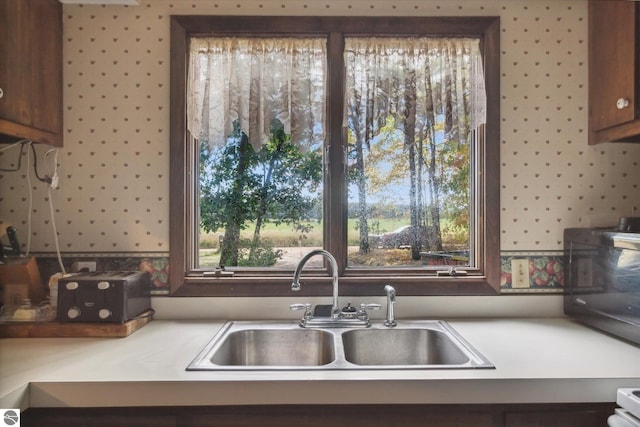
[291, 249, 340, 318]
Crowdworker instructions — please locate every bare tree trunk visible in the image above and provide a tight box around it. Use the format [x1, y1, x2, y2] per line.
[347, 95, 370, 255]
[423, 73, 444, 253]
[416, 128, 425, 249]
[404, 72, 421, 261]
[356, 138, 369, 254]
[248, 141, 280, 263]
[220, 136, 252, 267]
[220, 223, 241, 267]
[427, 136, 444, 252]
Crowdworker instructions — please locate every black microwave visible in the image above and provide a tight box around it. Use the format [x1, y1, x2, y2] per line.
[564, 227, 640, 346]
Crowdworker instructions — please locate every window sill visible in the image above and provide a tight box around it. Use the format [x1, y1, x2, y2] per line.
[172, 275, 499, 297]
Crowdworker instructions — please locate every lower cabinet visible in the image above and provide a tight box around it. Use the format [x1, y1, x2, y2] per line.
[504, 405, 613, 427]
[21, 407, 176, 427]
[22, 403, 615, 427]
[182, 405, 497, 427]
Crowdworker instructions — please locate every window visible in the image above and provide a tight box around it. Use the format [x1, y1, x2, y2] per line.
[169, 16, 500, 296]
[189, 37, 326, 269]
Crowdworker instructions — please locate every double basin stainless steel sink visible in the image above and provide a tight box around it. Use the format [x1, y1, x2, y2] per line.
[187, 320, 494, 370]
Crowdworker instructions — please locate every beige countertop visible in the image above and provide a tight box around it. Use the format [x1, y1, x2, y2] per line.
[1, 317, 639, 410]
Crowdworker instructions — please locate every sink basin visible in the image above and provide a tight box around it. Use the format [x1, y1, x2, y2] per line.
[209, 328, 335, 366]
[187, 320, 493, 371]
[341, 328, 470, 366]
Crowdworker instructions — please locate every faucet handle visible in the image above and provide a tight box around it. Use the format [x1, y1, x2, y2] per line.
[357, 303, 381, 322]
[290, 303, 312, 320]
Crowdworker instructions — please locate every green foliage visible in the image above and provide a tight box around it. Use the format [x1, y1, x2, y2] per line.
[253, 120, 323, 226]
[236, 239, 284, 267]
[199, 121, 257, 234]
[198, 119, 322, 267]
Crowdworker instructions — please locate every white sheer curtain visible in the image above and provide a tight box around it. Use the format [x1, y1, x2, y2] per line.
[188, 37, 327, 151]
[344, 37, 486, 146]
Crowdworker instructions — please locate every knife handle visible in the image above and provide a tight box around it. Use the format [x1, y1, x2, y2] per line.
[6, 226, 20, 256]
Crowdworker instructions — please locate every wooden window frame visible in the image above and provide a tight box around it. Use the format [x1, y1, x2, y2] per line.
[169, 16, 501, 297]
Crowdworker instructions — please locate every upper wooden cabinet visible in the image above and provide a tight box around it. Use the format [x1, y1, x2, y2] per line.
[0, 0, 63, 147]
[588, 0, 640, 144]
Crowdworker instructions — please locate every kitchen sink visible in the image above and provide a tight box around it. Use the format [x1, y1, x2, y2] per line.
[187, 320, 493, 371]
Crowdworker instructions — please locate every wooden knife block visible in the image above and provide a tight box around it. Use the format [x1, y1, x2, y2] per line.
[0, 256, 46, 305]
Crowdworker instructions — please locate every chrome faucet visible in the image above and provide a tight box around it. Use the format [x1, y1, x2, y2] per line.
[291, 249, 379, 327]
[291, 249, 340, 319]
[384, 284, 397, 327]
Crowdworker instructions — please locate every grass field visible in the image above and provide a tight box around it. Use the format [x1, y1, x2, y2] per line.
[199, 218, 466, 267]
[200, 218, 411, 249]
[199, 218, 410, 267]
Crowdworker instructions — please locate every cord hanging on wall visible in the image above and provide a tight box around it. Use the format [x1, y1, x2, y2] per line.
[0, 140, 66, 274]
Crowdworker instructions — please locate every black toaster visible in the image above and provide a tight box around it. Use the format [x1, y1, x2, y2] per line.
[57, 271, 152, 323]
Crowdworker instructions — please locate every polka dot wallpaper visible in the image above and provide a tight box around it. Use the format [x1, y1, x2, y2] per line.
[1, 0, 639, 291]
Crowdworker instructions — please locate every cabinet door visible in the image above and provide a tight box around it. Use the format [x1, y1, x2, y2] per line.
[184, 409, 496, 427]
[0, 0, 63, 146]
[588, 1, 637, 136]
[22, 409, 176, 427]
[505, 409, 609, 427]
[183, 405, 499, 427]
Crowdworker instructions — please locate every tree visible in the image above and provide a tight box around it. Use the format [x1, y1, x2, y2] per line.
[200, 121, 257, 266]
[420, 67, 445, 253]
[401, 70, 423, 261]
[346, 92, 372, 255]
[247, 120, 323, 264]
[199, 119, 322, 267]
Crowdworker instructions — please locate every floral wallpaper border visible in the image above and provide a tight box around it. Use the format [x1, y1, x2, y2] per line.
[500, 251, 565, 293]
[33, 251, 565, 295]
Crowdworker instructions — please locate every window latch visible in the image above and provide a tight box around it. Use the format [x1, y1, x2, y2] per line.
[203, 266, 234, 278]
[436, 267, 468, 277]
